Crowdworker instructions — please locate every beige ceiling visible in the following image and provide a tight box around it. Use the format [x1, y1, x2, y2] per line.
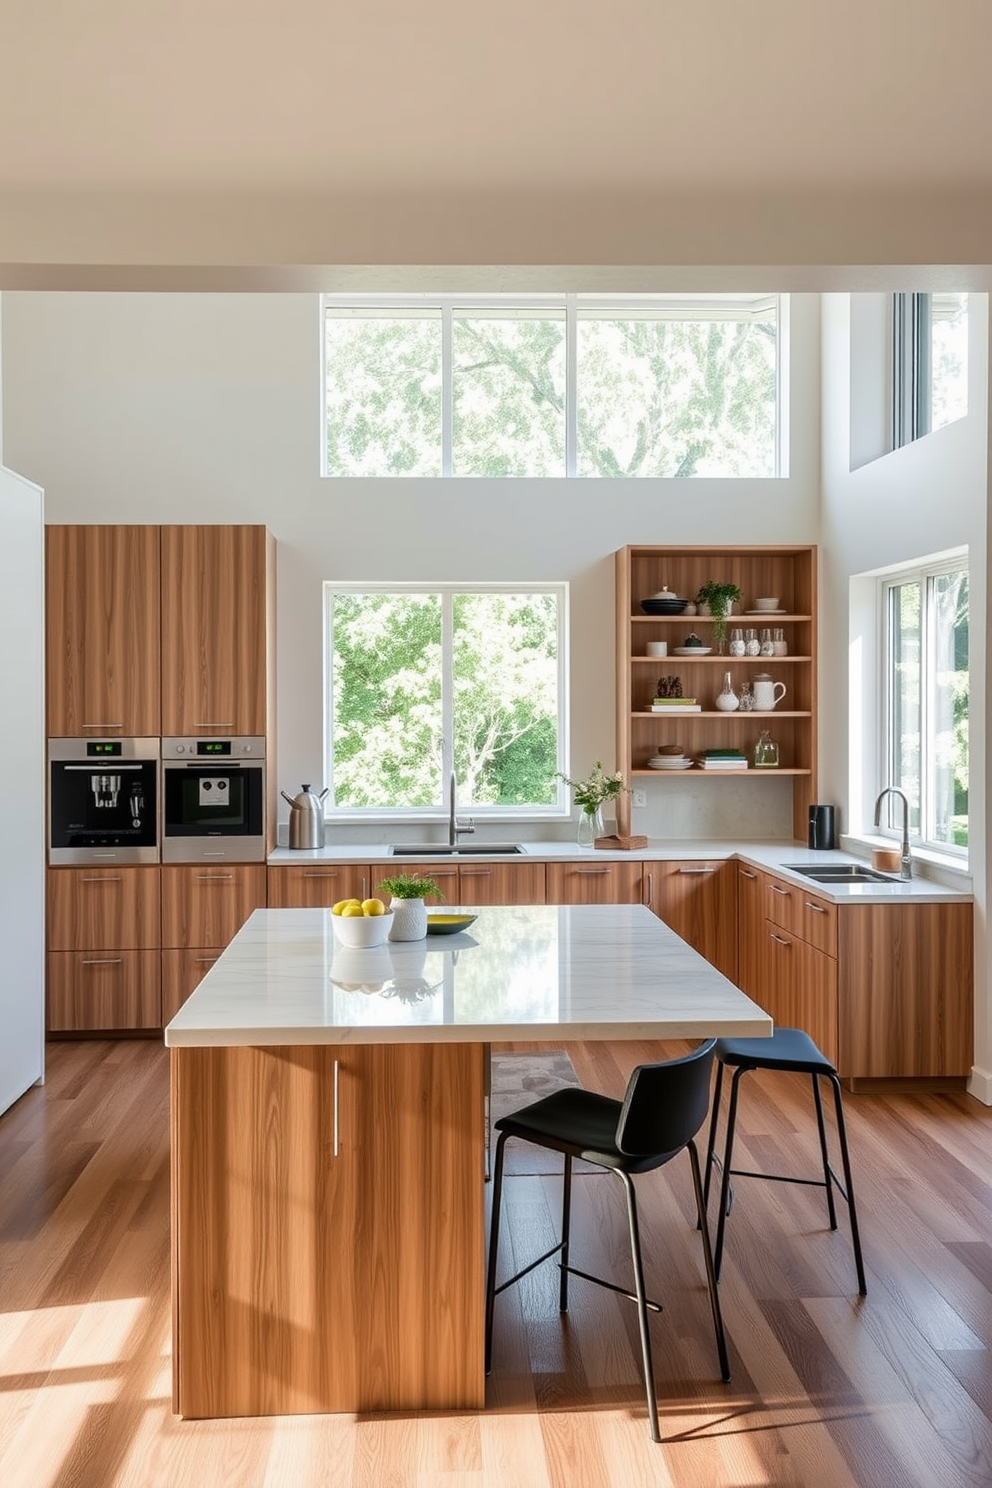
[2, 0, 991, 276]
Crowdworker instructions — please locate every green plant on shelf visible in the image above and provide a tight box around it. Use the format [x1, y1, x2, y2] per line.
[695, 581, 742, 650]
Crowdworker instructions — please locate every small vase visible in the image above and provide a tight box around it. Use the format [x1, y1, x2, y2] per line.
[577, 805, 605, 848]
[388, 897, 428, 940]
[714, 671, 740, 711]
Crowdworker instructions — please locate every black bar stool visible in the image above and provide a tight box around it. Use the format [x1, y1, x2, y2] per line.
[485, 1039, 730, 1444]
[703, 1028, 867, 1295]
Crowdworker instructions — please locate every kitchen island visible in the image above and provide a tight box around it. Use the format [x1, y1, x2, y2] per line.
[166, 904, 771, 1419]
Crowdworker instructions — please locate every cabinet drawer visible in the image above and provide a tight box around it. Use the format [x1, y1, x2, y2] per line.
[797, 889, 837, 956]
[455, 862, 546, 905]
[546, 862, 643, 905]
[267, 863, 372, 908]
[161, 864, 267, 949]
[162, 947, 222, 1024]
[47, 866, 161, 951]
[47, 949, 161, 1032]
[763, 873, 803, 936]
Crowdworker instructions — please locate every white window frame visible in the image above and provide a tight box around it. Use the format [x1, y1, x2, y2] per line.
[878, 551, 969, 859]
[323, 580, 570, 822]
[321, 292, 786, 479]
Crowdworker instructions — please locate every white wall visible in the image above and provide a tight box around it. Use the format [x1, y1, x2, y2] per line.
[820, 293, 989, 1096]
[0, 290, 822, 843]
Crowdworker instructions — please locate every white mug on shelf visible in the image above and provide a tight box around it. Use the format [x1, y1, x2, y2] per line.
[752, 675, 787, 710]
[646, 640, 668, 657]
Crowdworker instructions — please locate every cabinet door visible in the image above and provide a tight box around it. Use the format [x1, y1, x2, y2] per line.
[161, 948, 223, 1024]
[546, 861, 644, 905]
[456, 861, 546, 905]
[735, 863, 765, 997]
[47, 866, 161, 951]
[160, 525, 270, 736]
[757, 922, 838, 1066]
[647, 860, 737, 981]
[47, 949, 161, 1032]
[46, 525, 161, 737]
[267, 863, 372, 908]
[173, 1040, 485, 1417]
[763, 872, 803, 936]
[161, 864, 267, 949]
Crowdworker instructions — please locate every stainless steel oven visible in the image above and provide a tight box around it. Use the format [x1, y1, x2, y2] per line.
[49, 737, 160, 864]
[162, 737, 266, 863]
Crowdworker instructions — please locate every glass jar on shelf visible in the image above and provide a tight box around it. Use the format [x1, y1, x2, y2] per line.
[772, 627, 788, 656]
[728, 627, 745, 657]
[759, 627, 775, 656]
[744, 627, 760, 656]
[753, 729, 780, 768]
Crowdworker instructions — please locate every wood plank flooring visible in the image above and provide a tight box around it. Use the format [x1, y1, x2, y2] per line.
[1, 1037, 991, 1487]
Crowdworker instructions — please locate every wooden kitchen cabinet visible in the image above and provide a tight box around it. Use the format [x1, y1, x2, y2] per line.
[161, 949, 224, 1025]
[645, 859, 738, 982]
[267, 863, 373, 908]
[172, 1039, 485, 1417]
[160, 525, 275, 737]
[757, 920, 838, 1066]
[46, 524, 161, 737]
[47, 950, 161, 1032]
[735, 862, 765, 999]
[546, 861, 644, 905]
[616, 545, 817, 842]
[455, 860, 546, 905]
[160, 864, 267, 1021]
[47, 866, 161, 951]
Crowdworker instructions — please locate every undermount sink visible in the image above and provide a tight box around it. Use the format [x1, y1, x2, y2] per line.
[389, 843, 524, 856]
[788, 863, 896, 884]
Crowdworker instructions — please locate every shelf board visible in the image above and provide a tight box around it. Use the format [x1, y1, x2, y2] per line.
[635, 710, 812, 719]
[635, 767, 812, 777]
[632, 654, 811, 663]
[632, 614, 811, 624]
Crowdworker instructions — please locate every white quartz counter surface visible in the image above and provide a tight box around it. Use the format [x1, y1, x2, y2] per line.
[267, 841, 971, 904]
[164, 903, 772, 1048]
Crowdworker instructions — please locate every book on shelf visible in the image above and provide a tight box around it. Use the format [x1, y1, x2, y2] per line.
[649, 703, 701, 713]
[698, 759, 749, 769]
[651, 696, 697, 705]
[699, 748, 747, 758]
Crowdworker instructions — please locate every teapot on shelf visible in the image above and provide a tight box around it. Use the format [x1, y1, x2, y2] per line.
[281, 783, 329, 850]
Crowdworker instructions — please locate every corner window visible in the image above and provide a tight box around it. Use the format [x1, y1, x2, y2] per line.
[324, 584, 568, 818]
[881, 557, 968, 853]
[323, 294, 782, 478]
[892, 292, 968, 448]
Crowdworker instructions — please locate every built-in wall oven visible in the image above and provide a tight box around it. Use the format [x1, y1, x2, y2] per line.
[48, 737, 160, 864]
[162, 737, 266, 863]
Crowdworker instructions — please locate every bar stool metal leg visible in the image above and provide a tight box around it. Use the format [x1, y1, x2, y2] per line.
[616, 1171, 660, 1444]
[829, 1072, 868, 1295]
[702, 1061, 725, 1213]
[484, 1130, 509, 1375]
[811, 1073, 839, 1230]
[559, 1154, 573, 1313]
[713, 1066, 745, 1281]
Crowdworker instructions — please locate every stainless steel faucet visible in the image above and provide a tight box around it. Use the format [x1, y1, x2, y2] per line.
[448, 770, 474, 847]
[873, 786, 913, 880]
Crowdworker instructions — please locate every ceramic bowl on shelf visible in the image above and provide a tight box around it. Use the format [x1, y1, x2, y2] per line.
[752, 597, 780, 611]
[640, 596, 688, 615]
[647, 756, 694, 770]
[673, 645, 712, 656]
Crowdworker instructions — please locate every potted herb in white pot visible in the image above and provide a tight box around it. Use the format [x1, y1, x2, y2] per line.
[695, 581, 742, 653]
[377, 872, 444, 941]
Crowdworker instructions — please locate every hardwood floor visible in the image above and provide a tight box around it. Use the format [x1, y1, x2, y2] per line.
[2, 1037, 992, 1487]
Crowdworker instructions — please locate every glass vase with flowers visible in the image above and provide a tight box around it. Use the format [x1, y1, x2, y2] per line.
[558, 760, 628, 848]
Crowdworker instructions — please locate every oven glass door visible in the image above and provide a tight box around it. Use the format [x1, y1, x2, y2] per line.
[164, 763, 264, 840]
[50, 758, 159, 852]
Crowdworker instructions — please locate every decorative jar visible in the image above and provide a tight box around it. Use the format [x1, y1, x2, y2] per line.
[577, 805, 606, 849]
[753, 730, 780, 768]
[714, 672, 740, 711]
[388, 897, 429, 940]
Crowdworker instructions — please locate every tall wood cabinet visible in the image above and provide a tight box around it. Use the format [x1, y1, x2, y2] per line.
[616, 544, 817, 841]
[46, 525, 161, 737]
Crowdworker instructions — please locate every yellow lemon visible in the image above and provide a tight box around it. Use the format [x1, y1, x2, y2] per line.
[362, 898, 386, 917]
[340, 904, 366, 917]
[331, 898, 361, 916]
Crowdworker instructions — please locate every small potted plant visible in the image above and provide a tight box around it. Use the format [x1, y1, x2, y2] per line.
[376, 872, 444, 941]
[695, 581, 742, 652]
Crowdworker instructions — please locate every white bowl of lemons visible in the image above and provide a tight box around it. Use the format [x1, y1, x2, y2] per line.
[330, 897, 394, 947]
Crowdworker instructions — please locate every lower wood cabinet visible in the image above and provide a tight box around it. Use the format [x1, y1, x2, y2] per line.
[546, 861, 644, 904]
[172, 1039, 485, 1417]
[267, 863, 373, 908]
[161, 948, 224, 1026]
[161, 864, 268, 1022]
[47, 866, 161, 951]
[47, 950, 161, 1032]
[646, 860, 738, 982]
[455, 860, 546, 905]
[757, 920, 838, 1066]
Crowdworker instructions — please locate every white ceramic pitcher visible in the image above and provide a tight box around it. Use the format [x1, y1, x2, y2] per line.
[752, 674, 786, 710]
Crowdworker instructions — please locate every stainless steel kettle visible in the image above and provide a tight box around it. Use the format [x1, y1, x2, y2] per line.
[281, 784, 329, 850]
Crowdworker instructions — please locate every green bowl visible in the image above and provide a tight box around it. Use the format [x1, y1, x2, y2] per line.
[426, 913, 478, 936]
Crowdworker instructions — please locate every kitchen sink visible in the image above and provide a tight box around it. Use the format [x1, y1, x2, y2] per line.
[788, 863, 896, 884]
[389, 843, 524, 855]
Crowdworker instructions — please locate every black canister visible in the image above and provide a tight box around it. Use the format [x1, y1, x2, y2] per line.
[808, 804, 837, 851]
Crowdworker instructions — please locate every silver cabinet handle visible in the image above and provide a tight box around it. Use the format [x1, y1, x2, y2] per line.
[193, 722, 235, 729]
[678, 866, 715, 875]
[64, 763, 144, 772]
[82, 723, 124, 730]
[82, 957, 124, 966]
[333, 1059, 340, 1157]
[769, 884, 791, 896]
[574, 867, 609, 875]
[303, 871, 340, 878]
[459, 868, 491, 876]
[769, 933, 791, 947]
[81, 875, 122, 883]
[194, 955, 219, 965]
[195, 874, 235, 882]
[739, 868, 757, 879]
[643, 871, 653, 905]
[805, 900, 827, 914]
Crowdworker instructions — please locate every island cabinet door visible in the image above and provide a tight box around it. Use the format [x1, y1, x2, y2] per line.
[546, 861, 644, 905]
[172, 1040, 486, 1419]
[646, 860, 738, 982]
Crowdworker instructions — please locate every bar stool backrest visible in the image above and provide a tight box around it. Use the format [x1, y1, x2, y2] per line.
[616, 1039, 716, 1161]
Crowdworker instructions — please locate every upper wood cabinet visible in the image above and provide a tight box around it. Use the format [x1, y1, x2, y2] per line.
[161, 525, 275, 737]
[46, 525, 161, 736]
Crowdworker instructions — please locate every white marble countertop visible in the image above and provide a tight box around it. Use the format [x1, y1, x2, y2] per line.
[267, 840, 971, 903]
[164, 903, 773, 1048]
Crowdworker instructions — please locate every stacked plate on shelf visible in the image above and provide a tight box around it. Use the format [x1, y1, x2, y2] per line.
[646, 752, 695, 771]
